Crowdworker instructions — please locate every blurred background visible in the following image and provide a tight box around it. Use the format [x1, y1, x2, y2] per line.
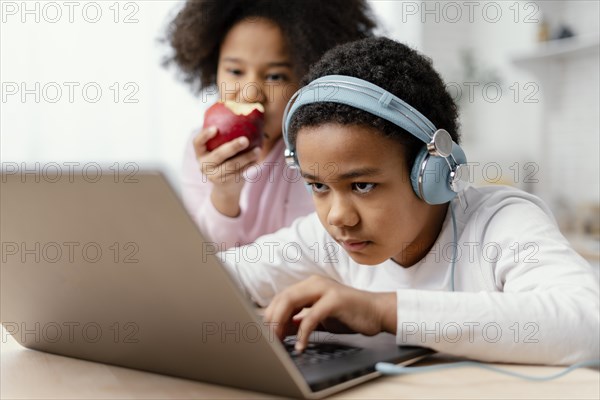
[1, 0, 598, 265]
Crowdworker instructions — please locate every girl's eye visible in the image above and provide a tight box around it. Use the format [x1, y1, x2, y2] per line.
[266, 73, 287, 82]
[352, 182, 376, 194]
[307, 182, 329, 194]
[227, 69, 243, 76]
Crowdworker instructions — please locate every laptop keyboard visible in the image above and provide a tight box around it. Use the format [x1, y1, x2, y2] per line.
[283, 337, 361, 367]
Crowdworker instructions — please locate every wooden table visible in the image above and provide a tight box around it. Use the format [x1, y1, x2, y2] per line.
[2, 326, 598, 399]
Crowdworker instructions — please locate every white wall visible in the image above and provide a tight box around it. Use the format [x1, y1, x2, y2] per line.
[370, 0, 423, 50]
[536, 0, 600, 206]
[417, 1, 545, 193]
[1, 0, 201, 188]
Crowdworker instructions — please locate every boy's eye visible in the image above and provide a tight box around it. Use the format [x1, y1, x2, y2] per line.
[352, 182, 376, 194]
[307, 182, 329, 194]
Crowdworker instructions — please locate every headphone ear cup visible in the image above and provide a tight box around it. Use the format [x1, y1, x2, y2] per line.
[410, 146, 429, 200]
[411, 145, 464, 205]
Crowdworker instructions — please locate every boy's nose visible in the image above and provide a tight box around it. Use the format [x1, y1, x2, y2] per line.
[327, 195, 359, 228]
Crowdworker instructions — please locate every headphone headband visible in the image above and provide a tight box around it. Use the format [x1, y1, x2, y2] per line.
[283, 75, 437, 146]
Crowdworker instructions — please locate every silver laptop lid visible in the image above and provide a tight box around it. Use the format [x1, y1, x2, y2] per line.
[1, 170, 310, 398]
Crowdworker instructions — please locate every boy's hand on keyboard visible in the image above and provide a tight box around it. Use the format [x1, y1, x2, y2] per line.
[263, 275, 397, 353]
[271, 309, 356, 339]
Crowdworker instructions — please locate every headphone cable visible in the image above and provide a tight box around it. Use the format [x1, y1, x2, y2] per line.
[376, 359, 600, 381]
[450, 202, 457, 292]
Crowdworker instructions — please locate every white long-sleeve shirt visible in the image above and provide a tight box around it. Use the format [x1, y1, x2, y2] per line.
[218, 185, 600, 365]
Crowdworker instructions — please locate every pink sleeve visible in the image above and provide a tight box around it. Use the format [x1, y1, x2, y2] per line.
[181, 134, 314, 249]
[181, 132, 246, 247]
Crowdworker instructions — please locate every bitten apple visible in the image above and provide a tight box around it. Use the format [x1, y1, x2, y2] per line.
[204, 101, 265, 152]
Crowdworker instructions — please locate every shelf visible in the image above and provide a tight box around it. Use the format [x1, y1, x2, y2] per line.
[512, 34, 599, 67]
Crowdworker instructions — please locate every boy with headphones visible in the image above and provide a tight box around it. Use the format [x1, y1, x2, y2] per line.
[218, 37, 599, 365]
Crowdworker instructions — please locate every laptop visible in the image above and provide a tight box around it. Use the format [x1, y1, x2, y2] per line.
[0, 169, 431, 399]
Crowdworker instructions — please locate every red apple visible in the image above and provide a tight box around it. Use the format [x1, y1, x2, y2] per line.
[203, 101, 265, 152]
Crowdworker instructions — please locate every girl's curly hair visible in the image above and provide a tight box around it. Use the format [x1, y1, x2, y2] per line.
[163, 0, 377, 93]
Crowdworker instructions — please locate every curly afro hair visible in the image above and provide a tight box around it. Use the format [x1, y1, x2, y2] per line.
[163, 0, 377, 93]
[288, 36, 460, 170]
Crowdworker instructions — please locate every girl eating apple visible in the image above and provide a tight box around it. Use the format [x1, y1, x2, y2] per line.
[164, 0, 377, 249]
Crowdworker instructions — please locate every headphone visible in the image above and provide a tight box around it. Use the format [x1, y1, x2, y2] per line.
[282, 75, 470, 205]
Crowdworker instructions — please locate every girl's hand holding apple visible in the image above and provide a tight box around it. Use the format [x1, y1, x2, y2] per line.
[193, 101, 265, 217]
